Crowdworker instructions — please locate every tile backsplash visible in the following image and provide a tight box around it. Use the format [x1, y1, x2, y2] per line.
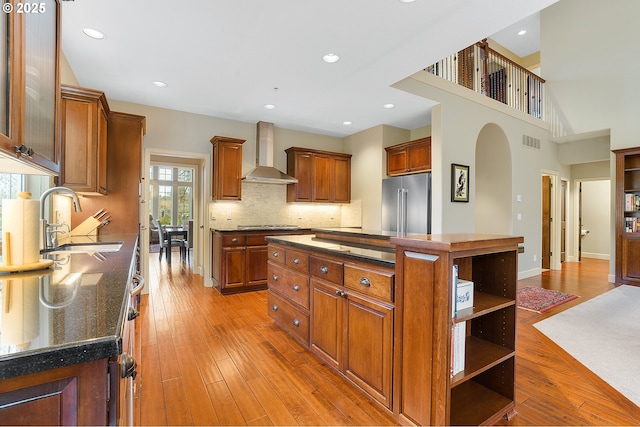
[209, 182, 362, 229]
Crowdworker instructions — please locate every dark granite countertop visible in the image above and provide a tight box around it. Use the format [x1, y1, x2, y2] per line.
[0, 233, 138, 380]
[211, 227, 310, 233]
[312, 227, 424, 240]
[265, 234, 395, 268]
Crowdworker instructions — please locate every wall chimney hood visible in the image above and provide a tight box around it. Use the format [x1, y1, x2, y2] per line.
[242, 121, 298, 184]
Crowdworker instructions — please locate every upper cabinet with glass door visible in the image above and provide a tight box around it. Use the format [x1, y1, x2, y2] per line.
[0, 0, 61, 174]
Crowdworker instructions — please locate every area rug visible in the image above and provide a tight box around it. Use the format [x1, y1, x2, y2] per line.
[517, 286, 578, 313]
[534, 285, 640, 407]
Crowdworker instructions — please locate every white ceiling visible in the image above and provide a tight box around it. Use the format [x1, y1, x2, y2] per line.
[61, 0, 553, 138]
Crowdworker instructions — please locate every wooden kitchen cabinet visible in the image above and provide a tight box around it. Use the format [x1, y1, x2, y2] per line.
[0, 358, 109, 425]
[285, 147, 352, 203]
[391, 234, 521, 426]
[613, 147, 640, 286]
[212, 231, 305, 295]
[385, 137, 431, 176]
[211, 136, 245, 200]
[0, 0, 61, 174]
[59, 85, 109, 195]
[268, 240, 394, 409]
[310, 257, 395, 410]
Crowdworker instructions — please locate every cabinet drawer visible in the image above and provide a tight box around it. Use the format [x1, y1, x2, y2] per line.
[285, 248, 309, 272]
[344, 264, 394, 302]
[268, 291, 309, 346]
[268, 261, 310, 309]
[309, 256, 343, 285]
[222, 234, 246, 246]
[268, 245, 286, 263]
[246, 233, 268, 246]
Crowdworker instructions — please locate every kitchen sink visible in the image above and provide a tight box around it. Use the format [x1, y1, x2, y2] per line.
[41, 241, 123, 254]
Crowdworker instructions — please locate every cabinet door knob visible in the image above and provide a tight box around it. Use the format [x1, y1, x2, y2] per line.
[272, 304, 278, 311]
[293, 257, 300, 264]
[272, 275, 279, 281]
[320, 265, 329, 274]
[273, 251, 279, 257]
[360, 277, 371, 287]
[231, 237, 238, 243]
[293, 319, 300, 327]
[293, 284, 300, 291]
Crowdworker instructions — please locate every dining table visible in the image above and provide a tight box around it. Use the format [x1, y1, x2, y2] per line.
[164, 225, 188, 263]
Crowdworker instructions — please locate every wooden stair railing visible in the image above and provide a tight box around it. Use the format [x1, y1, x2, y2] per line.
[425, 39, 546, 119]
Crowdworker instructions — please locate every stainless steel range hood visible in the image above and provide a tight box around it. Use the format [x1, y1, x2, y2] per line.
[242, 121, 298, 184]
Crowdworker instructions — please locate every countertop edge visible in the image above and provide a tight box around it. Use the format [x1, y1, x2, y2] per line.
[0, 336, 121, 380]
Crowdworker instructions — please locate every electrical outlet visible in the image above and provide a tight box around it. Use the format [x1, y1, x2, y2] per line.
[517, 213, 522, 220]
[533, 254, 537, 262]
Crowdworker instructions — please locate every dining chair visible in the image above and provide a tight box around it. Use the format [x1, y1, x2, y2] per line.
[154, 220, 187, 263]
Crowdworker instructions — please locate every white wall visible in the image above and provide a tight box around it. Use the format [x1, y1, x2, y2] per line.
[542, 0, 640, 150]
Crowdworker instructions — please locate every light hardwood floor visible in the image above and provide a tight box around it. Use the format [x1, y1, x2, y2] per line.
[135, 252, 640, 425]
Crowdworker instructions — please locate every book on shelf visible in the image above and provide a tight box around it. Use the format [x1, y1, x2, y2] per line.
[450, 321, 466, 378]
[625, 193, 640, 212]
[625, 217, 639, 232]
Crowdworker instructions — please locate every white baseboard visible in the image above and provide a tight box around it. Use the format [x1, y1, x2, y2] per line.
[581, 252, 610, 260]
[518, 268, 542, 280]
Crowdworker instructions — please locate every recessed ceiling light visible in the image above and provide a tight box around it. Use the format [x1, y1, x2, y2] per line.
[264, 104, 276, 110]
[322, 53, 340, 63]
[383, 103, 395, 109]
[343, 121, 353, 125]
[83, 27, 105, 40]
[518, 29, 527, 36]
[400, 0, 416, 3]
[152, 81, 168, 88]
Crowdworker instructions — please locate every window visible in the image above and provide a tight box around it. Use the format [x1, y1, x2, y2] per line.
[149, 165, 194, 225]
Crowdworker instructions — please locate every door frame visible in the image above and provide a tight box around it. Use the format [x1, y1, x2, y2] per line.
[541, 170, 562, 270]
[142, 148, 211, 283]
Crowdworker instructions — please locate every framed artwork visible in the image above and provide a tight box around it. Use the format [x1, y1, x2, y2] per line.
[451, 163, 469, 202]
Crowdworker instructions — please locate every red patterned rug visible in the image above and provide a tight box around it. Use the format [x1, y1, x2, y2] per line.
[517, 287, 579, 313]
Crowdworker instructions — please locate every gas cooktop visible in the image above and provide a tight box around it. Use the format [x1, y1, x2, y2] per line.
[237, 224, 300, 231]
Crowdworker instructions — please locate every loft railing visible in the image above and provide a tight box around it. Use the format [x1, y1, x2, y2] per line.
[425, 39, 545, 120]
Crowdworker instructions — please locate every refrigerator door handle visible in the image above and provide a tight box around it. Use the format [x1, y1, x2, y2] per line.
[400, 188, 408, 235]
[396, 188, 402, 233]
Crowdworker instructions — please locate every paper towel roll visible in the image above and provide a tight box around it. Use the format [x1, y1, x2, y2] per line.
[2, 192, 40, 266]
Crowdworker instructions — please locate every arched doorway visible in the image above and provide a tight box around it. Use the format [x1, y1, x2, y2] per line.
[475, 124, 512, 234]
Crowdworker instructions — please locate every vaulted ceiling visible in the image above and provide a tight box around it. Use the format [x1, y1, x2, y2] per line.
[61, 0, 555, 137]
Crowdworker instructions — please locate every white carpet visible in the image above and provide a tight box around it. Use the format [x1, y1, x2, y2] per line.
[534, 285, 640, 407]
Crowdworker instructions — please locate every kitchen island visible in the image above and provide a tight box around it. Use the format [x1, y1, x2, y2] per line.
[266, 229, 523, 426]
[0, 233, 140, 425]
[265, 230, 396, 410]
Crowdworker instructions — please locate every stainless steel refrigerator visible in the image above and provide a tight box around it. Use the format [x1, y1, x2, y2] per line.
[382, 173, 431, 235]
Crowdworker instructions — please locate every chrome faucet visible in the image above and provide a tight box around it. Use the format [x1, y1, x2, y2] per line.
[40, 186, 82, 250]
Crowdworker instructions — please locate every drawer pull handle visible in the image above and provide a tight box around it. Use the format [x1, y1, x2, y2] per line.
[231, 238, 238, 243]
[293, 257, 300, 264]
[272, 304, 278, 311]
[320, 265, 329, 274]
[360, 277, 371, 287]
[293, 319, 300, 327]
[273, 251, 279, 257]
[293, 284, 300, 291]
[335, 290, 347, 298]
[272, 275, 279, 281]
